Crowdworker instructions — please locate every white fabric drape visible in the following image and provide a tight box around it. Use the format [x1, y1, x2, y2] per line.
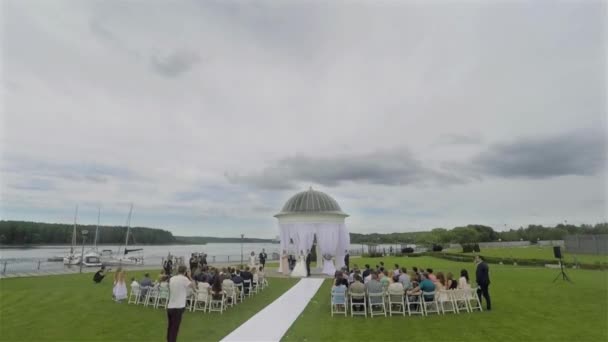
[316, 225, 339, 275]
[278, 222, 350, 276]
[335, 224, 350, 269]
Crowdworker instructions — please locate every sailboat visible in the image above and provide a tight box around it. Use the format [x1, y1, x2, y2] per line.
[63, 205, 82, 266]
[81, 207, 102, 267]
[100, 204, 144, 266]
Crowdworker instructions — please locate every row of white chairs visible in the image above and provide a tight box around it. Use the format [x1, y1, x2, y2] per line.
[128, 276, 269, 314]
[331, 288, 482, 317]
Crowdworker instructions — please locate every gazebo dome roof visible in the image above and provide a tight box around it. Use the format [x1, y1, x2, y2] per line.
[274, 187, 348, 217]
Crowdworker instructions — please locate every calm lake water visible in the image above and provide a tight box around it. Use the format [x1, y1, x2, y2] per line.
[0, 243, 401, 274]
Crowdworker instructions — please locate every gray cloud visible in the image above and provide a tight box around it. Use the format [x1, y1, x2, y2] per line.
[226, 149, 468, 190]
[1, 157, 138, 185]
[150, 50, 201, 78]
[436, 133, 483, 146]
[471, 130, 607, 179]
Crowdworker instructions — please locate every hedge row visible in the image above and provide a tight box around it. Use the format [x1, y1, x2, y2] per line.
[426, 252, 607, 270]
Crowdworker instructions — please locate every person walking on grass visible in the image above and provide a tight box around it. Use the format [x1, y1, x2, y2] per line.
[167, 266, 194, 342]
[475, 255, 491, 311]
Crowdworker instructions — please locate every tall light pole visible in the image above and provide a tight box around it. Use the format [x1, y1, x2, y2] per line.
[240, 234, 244, 268]
[79, 230, 88, 273]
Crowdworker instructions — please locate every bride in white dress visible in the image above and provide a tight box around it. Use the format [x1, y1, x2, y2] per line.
[290, 250, 308, 277]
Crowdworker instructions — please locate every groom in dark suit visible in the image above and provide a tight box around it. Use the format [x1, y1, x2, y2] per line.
[475, 255, 491, 310]
[305, 250, 312, 277]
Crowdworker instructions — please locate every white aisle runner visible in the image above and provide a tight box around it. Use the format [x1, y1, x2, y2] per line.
[221, 278, 324, 342]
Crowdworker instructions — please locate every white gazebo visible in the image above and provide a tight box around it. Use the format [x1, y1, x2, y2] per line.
[275, 187, 350, 276]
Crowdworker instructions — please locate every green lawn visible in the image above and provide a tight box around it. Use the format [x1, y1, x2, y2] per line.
[447, 246, 608, 264]
[284, 256, 608, 342]
[0, 270, 297, 341]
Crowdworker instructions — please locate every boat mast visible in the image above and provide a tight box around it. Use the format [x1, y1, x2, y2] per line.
[70, 205, 78, 255]
[119, 204, 133, 256]
[94, 206, 100, 250]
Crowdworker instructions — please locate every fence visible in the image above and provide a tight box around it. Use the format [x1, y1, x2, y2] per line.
[449, 241, 531, 249]
[565, 235, 608, 255]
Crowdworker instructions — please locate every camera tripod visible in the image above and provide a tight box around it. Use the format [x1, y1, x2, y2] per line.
[553, 258, 572, 283]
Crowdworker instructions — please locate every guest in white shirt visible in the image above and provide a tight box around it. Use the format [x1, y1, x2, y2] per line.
[458, 269, 471, 289]
[167, 266, 194, 342]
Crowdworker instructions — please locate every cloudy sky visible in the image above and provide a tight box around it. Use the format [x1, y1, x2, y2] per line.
[1, 0, 606, 238]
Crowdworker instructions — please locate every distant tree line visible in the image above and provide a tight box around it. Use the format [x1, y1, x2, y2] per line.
[174, 236, 276, 244]
[0, 220, 176, 245]
[350, 223, 608, 245]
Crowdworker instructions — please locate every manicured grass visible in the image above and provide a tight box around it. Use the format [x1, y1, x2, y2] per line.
[0, 270, 297, 341]
[284, 256, 608, 342]
[447, 246, 608, 264]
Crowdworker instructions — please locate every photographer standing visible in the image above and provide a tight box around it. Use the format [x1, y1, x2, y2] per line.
[166, 266, 194, 342]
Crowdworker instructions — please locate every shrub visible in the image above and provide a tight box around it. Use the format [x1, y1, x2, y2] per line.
[462, 244, 474, 253]
[473, 243, 481, 252]
[432, 244, 443, 252]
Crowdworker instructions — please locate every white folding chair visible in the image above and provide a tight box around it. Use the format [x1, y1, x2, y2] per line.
[252, 277, 259, 295]
[406, 293, 423, 316]
[156, 286, 170, 309]
[349, 292, 367, 317]
[224, 284, 237, 308]
[235, 283, 244, 303]
[145, 286, 160, 307]
[128, 284, 140, 304]
[209, 292, 225, 314]
[243, 280, 252, 297]
[368, 291, 387, 317]
[468, 288, 483, 312]
[452, 289, 470, 313]
[193, 288, 210, 313]
[438, 290, 456, 314]
[330, 288, 348, 317]
[388, 291, 405, 316]
[422, 291, 440, 315]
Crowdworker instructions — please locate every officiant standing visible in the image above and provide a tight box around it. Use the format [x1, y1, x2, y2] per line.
[344, 250, 350, 272]
[259, 249, 267, 269]
[306, 250, 312, 277]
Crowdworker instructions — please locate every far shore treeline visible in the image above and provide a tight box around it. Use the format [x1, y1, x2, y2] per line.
[350, 223, 608, 245]
[0, 220, 606, 246]
[0, 221, 275, 245]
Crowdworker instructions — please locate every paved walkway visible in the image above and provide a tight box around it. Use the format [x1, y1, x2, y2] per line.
[221, 278, 324, 342]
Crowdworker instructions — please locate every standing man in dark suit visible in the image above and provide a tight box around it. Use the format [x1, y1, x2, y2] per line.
[344, 250, 350, 273]
[475, 255, 491, 311]
[305, 249, 312, 277]
[259, 249, 267, 269]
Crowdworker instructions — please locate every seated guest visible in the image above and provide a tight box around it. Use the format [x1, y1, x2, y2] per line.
[222, 274, 235, 289]
[393, 264, 400, 276]
[334, 271, 348, 287]
[435, 272, 446, 290]
[379, 271, 390, 288]
[349, 275, 365, 311]
[458, 269, 471, 289]
[398, 267, 411, 290]
[446, 272, 458, 290]
[412, 267, 421, 283]
[426, 268, 437, 282]
[419, 273, 436, 300]
[407, 273, 435, 300]
[93, 266, 106, 283]
[364, 271, 372, 284]
[388, 275, 404, 295]
[130, 277, 139, 288]
[365, 271, 383, 294]
[140, 273, 153, 287]
[331, 277, 347, 309]
[211, 275, 223, 300]
[348, 270, 355, 284]
[232, 270, 243, 284]
[241, 267, 253, 294]
[362, 264, 371, 280]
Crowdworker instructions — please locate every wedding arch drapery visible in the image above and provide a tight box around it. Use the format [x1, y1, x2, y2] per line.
[277, 222, 350, 275]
